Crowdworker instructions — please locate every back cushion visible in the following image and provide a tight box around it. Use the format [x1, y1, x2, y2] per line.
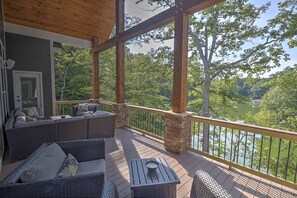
[20, 143, 66, 183]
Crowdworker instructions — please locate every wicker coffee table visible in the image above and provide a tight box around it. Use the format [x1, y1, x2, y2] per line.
[129, 158, 180, 198]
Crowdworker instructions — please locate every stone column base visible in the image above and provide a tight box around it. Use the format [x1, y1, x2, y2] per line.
[164, 112, 190, 154]
[112, 103, 126, 128]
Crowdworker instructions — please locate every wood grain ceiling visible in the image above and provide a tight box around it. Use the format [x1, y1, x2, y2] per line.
[3, 0, 115, 42]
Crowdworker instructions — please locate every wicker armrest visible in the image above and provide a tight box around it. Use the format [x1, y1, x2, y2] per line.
[190, 170, 232, 198]
[57, 139, 105, 162]
[0, 172, 105, 198]
[101, 181, 119, 198]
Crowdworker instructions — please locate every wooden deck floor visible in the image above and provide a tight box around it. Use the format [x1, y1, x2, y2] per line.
[0, 128, 296, 198]
[105, 128, 297, 198]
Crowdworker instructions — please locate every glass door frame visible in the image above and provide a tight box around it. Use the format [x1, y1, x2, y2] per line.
[12, 70, 43, 112]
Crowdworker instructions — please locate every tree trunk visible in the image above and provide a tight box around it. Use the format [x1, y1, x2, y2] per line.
[202, 72, 211, 153]
[59, 54, 78, 101]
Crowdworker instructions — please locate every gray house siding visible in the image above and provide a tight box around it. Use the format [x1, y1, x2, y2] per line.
[6, 32, 53, 116]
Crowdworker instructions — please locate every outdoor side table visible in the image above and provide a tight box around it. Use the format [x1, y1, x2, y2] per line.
[129, 158, 180, 198]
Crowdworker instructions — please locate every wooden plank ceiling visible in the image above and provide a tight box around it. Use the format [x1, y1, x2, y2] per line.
[3, 0, 115, 42]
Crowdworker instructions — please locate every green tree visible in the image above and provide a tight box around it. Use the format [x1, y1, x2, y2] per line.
[271, 0, 297, 48]
[125, 47, 173, 109]
[246, 65, 297, 131]
[55, 45, 92, 101]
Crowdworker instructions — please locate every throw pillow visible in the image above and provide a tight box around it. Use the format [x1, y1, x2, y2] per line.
[56, 153, 78, 178]
[78, 103, 88, 111]
[23, 107, 39, 118]
[20, 143, 66, 183]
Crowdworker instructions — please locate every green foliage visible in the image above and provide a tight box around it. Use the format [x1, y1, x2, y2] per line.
[125, 47, 173, 110]
[270, 0, 297, 48]
[55, 45, 92, 101]
[246, 65, 297, 131]
[99, 47, 116, 102]
[185, 0, 289, 118]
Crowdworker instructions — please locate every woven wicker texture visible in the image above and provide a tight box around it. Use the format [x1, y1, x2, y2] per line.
[0, 139, 119, 198]
[190, 170, 232, 198]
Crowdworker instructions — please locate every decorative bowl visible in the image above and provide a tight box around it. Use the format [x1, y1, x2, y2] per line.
[145, 160, 159, 172]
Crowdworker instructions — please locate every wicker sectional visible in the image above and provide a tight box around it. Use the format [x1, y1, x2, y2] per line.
[5, 110, 116, 161]
[0, 139, 119, 198]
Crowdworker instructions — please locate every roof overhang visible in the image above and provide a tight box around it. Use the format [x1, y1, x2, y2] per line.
[3, 0, 115, 43]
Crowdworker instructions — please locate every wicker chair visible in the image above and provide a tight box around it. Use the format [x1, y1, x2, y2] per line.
[190, 170, 232, 198]
[0, 139, 118, 198]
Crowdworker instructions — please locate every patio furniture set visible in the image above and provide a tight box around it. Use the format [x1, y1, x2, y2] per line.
[4, 104, 116, 161]
[0, 103, 232, 198]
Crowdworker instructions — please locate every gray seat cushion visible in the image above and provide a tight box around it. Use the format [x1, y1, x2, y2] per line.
[20, 143, 66, 183]
[76, 159, 105, 176]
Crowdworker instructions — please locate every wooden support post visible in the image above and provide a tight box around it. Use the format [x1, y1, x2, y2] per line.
[92, 37, 99, 99]
[172, 1, 189, 113]
[116, 0, 125, 104]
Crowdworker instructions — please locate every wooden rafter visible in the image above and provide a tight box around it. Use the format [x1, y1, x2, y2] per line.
[95, 0, 224, 53]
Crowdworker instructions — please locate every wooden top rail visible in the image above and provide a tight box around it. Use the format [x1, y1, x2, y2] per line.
[55, 100, 90, 105]
[98, 100, 116, 106]
[189, 115, 297, 142]
[126, 105, 167, 116]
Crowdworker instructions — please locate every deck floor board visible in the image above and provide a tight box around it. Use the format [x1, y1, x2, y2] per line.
[1, 128, 296, 198]
[105, 129, 296, 198]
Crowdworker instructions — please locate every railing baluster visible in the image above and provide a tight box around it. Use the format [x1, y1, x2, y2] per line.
[193, 121, 196, 149]
[276, 138, 282, 177]
[285, 140, 291, 180]
[267, 137, 273, 174]
[236, 130, 241, 164]
[198, 122, 201, 150]
[251, 133, 256, 169]
[218, 126, 221, 157]
[224, 127, 227, 160]
[230, 129, 234, 162]
[294, 151, 297, 184]
[243, 131, 247, 166]
[259, 135, 264, 171]
[212, 125, 215, 155]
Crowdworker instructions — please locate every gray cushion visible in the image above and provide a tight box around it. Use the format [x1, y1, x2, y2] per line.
[87, 103, 100, 112]
[5, 117, 15, 129]
[14, 109, 26, 117]
[57, 153, 78, 178]
[14, 115, 26, 128]
[23, 106, 39, 118]
[76, 159, 105, 176]
[14, 119, 55, 128]
[20, 143, 66, 183]
[56, 116, 84, 123]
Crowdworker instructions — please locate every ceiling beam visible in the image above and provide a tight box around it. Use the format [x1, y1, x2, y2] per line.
[95, 0, 224, 53]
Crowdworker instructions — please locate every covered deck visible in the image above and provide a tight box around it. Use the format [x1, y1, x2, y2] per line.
[2, 128, 295, 198]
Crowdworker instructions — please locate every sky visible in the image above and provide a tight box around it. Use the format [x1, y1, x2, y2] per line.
[125, 0, 296, 78]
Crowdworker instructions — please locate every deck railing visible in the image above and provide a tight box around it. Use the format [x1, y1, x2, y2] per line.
[188, 115, 297, 189]
[125, 105, 166, 140]
[54, 100, 115, 116]
[54, 100, 90, 115]
[54, 100, 297, 189]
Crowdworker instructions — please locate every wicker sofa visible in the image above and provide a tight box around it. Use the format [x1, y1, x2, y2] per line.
[0, 139, 118, 198]
[5, 109, 116, 161]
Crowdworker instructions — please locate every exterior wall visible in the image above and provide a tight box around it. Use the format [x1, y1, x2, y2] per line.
[0, 0, 9, 161]
[6, 32, 53, 116]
